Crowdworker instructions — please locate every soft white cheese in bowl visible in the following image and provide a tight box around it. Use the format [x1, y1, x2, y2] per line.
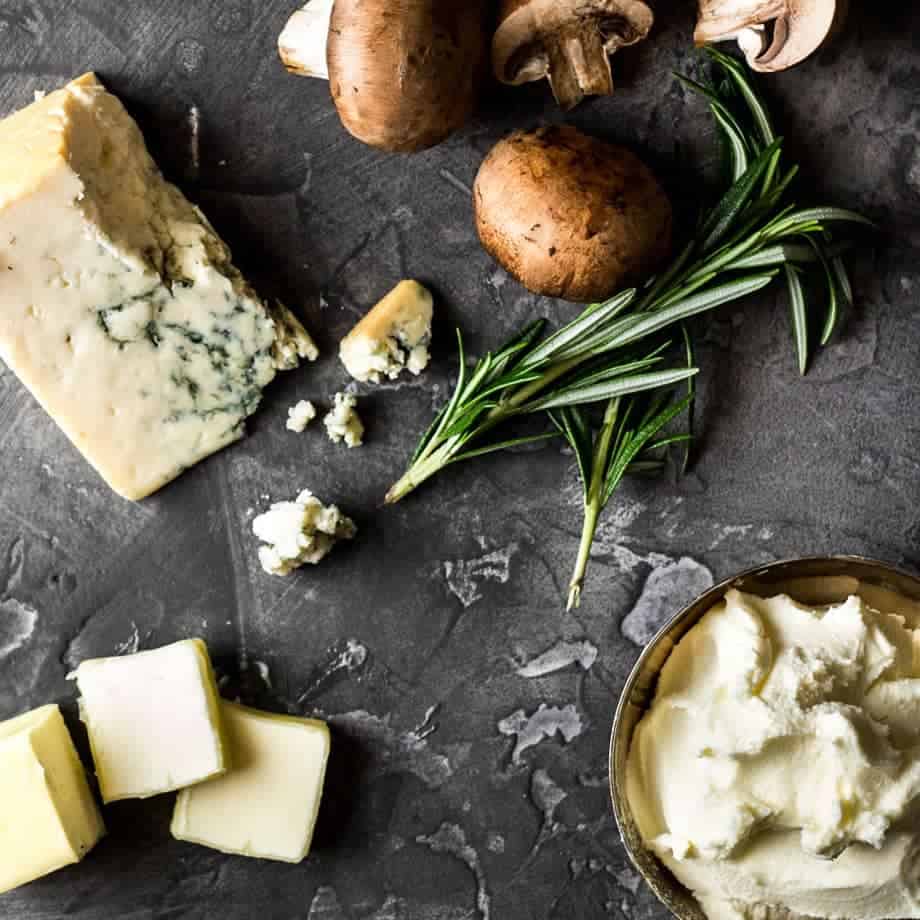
[610, 557, 920, 920]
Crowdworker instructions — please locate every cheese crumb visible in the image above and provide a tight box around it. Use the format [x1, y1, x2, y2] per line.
[252, 490, 356, 576]
[339, 280, 433, 383]
[323, 393, 364, 448]
[286, 400, 317, 433]
[270, 301, 319, 369]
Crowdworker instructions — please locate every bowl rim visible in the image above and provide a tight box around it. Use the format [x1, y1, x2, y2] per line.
[608, 553, 920, 920]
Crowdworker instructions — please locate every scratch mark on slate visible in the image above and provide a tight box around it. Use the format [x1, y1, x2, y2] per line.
[439, 168, 472, 197]
[417, 822, 490, 920]
[3, 535, 25, 594]
[530, 768, 567, 850]
[409, 703, 440, 742]
[486, 832, 505, 853]
[330, 709, 453, 788]
[616, 868, 642, 894]
[306, 886, 345, 919]
[443, 543, 517, 608]
[498, 703, 584, 763]
[251, 659, 272, 690]
[307, 888, 406, 920]
[214, 459, 257, 668]
[188, 104, 200, 179]
[114, 622, 140, 656]
[620, 556, 713, 646]
[300, 152, 313, 197]
[298, 638, 368, 702]
[0, 597, 37, 658]
[516, 639, 598, 677]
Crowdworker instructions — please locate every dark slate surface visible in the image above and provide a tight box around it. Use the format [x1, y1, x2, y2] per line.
[0, 2, 919, 918]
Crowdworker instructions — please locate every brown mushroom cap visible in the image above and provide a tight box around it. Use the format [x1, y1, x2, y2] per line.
[695, 0, 842, 72]
[474, 126, 672, 304]
[492, 0, 654, 110]
[327, 0, 490, 153]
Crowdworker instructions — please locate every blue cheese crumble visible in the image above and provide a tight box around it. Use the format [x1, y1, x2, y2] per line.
[252, 490, 356, 576]
[323, 393, 364, 447]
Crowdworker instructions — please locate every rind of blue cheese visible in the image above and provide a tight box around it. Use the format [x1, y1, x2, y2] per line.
[0, 73, 317, 500]
[339, 280, 433, 383]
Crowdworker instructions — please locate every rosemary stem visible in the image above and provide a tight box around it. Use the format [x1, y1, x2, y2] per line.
[387, 355, 588, 504]
[491, 354, 585, 419]
[567, 399, 620, 610]
[566, 501, 599, 611]
[384, 439, 458, 504]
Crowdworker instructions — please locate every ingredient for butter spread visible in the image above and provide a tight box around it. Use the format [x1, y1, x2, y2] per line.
[172, 702, 330, 863]
[626, 588, 920, 920]
[696, 0, 842, 72]
[474, 125, 673, 303]
[324, 392, 364, 448]
[252, 489, 356, 576]
[279, 1, 490, 152]
[0, 705, 105, 895]
[0, 73, 317, 501]
[325, 0, 491, 152]
[286, 399, 317, 433]
[271, 300, 320, 368]
[553, 385, 692, 610]
[492, 0, 654, 110]
[340, 280, 433, 383]
[387, 51, 871, 609]
[73, 639, 227, 803]
[278, 0, 333, 79]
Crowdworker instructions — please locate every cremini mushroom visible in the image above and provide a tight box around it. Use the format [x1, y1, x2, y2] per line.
[474, 126, 672, 303]
[492, 0, 654, 110]
[278, 0, 491, 153]
[278, 0, 334, 79]
[694, 0, 843, 72]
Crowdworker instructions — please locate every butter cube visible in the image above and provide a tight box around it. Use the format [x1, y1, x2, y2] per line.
[0, 705, 105, 894]
[74, 639, 228, 802]
[171, 702, 330, 863]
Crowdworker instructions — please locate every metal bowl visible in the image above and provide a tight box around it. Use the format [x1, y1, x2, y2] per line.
[609, 555, 920, 920]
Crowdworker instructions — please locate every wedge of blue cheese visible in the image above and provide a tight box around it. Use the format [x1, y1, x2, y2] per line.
[0, 73, 317, 500]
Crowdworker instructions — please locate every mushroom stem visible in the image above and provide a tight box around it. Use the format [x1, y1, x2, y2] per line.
[547, 25, 615, 109]
[694, 0, 842, 72]
[736, 24, 769, 60]
[492, 0, 654, 109]
[278, 0, 334, 80]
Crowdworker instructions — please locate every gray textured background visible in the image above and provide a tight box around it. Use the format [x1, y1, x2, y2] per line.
[0, 1, 918, 918]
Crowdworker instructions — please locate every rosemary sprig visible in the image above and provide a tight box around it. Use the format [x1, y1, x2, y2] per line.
[553, 388, 693, 610]
[386, 50, 873, 605]
[384, 290, 707, 503]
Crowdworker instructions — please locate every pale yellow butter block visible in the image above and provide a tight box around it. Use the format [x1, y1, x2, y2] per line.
[171, 702, 330, 863]
[74, 639, 228, 802]
[0, 73, 316, 500]
[0, 704, 105, 894]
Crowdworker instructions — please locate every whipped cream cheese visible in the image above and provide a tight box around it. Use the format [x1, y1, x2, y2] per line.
[626, 586, 920, 920]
